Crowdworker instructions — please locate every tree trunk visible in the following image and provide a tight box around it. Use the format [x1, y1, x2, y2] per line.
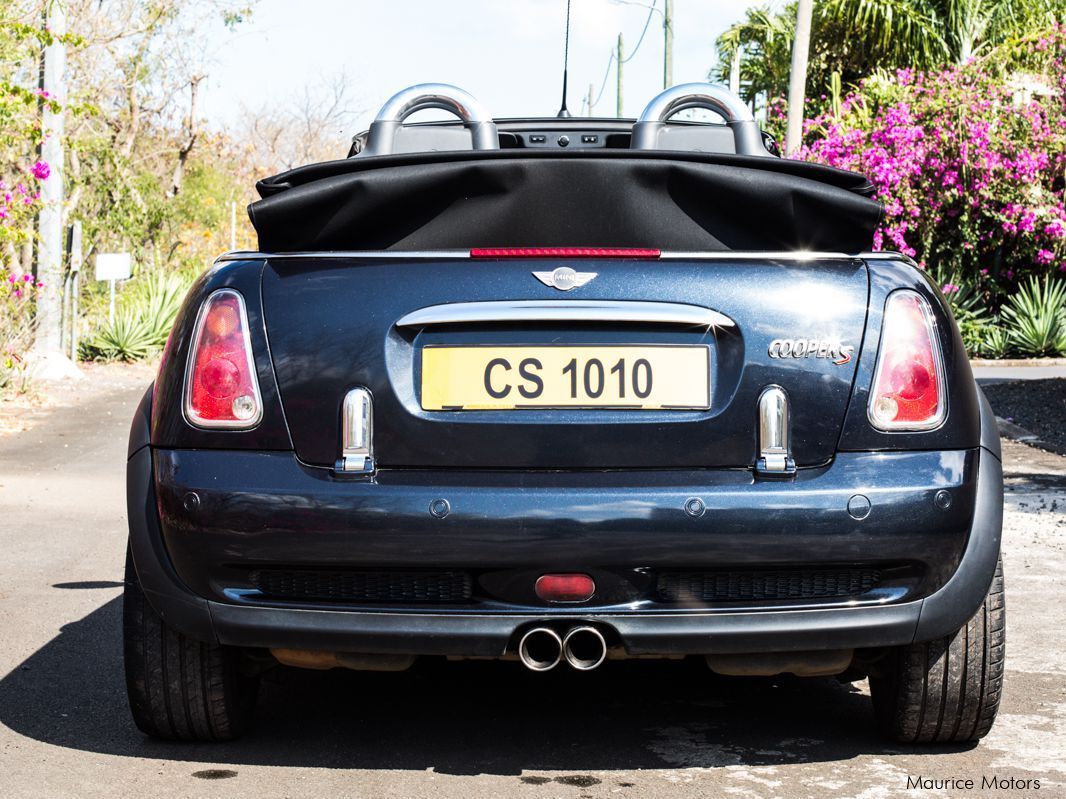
[785, 0, 813, 156]
[34, 1, 67, 355]
[170, 76, 203, 198]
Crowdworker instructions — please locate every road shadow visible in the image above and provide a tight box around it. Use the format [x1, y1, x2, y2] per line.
[0, 597, 971, 775]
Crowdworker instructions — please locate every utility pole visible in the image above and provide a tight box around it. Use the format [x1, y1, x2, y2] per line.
[35, 1, 66, 354]
[587, 82, 594, 116]
[729, 47, 742, 96]
[616, 33, 624, 117]
[662, 0, 673, 89]
[785, 0, 814, 155]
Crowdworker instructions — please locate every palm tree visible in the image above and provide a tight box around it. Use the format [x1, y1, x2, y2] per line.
[714, 7, 795, 104]
[941, 0, 1064, 62]
[786, 0, 815, 154]
[714, 0, 1066, 105]
[820, 0, 947, 65]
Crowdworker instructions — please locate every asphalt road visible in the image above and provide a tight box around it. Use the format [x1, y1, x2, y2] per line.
[1, 370, 1064, 799]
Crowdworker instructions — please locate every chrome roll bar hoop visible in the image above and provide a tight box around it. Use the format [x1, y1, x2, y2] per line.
[631, 82, 767, 157]
[361, 83, 498, 157]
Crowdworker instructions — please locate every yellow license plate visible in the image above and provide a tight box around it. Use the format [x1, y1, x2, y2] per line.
[420, 345, 710, 410]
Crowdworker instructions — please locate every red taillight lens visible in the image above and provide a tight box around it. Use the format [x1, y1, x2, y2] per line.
[868, 291, 945, 430]
[470, 247, 660, 258]
[535, 573, 596, 602]
[184, 289, 262, 428]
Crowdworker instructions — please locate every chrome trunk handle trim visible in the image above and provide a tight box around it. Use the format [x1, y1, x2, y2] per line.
[337, 388, 374, 474]
[756, 385, 796, 478]
[395, 300, 734, 329]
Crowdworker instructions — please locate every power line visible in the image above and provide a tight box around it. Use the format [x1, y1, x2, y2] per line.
[590, 50, 616, 111]
[588, 0, 657, 113]
[619, 0, 658, 64]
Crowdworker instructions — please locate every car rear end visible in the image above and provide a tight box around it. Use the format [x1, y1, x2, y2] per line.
[124, 83, 1004, 745]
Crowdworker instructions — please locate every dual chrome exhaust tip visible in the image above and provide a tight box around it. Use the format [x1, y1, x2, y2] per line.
[517, 626, 607, 672]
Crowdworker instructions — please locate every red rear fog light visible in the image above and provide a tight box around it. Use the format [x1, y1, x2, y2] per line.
[535, 573, 596, 602]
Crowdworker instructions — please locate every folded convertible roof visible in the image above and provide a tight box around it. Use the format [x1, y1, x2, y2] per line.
[247, 84, 881, 254]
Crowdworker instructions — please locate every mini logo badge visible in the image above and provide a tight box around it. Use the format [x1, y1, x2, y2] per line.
[533, 267, 597, 292]
[769, 338, 855, 365]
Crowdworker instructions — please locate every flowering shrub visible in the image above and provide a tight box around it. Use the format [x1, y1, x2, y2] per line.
[0, 267, 44, 392]
[0, 162, 48, 394]
[0, 170, 44, 233]
[793, 28, 1066, 302]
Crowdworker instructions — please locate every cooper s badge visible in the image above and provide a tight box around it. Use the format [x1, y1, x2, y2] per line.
[533, 267, 597, 292]
[769, 338, 855, 365]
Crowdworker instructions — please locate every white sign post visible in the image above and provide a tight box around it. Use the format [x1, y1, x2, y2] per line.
[95, 253, 132, 324]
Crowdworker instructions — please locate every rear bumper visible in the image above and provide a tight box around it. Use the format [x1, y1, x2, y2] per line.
[128, 435, 1002, 656]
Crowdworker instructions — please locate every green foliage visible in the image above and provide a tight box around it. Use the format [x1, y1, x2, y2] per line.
[80, 311, 159, 362]
[980, 325, 1012, 358]
[1000, 276, 1066, 356]
[714, 0, 1066, 108]
[80, 272, 188, 362]
[942, 278, 998, 356]
[0, 268, 41, 393]
[798, 28, 1066, 302]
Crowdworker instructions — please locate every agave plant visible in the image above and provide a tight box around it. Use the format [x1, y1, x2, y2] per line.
[979, 325, 1011, 360]
[82, 311, 158, 362]
[1000, 276, 1066, 358]
[81, 272, 188, 362]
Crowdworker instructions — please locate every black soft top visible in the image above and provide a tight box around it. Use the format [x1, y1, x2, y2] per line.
[249, 148, 881, 254]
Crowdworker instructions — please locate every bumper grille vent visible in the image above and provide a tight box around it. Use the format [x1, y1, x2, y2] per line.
[657, 568, 882, 604]
[251, 569, 472, 603]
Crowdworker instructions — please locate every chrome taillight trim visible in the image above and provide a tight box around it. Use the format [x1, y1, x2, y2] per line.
[395, 300, 734, 329]
[182, 288, 264, 430]
[866, 289, 948, 432]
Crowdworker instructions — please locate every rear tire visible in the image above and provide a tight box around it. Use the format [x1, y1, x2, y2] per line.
[123, 548, 258, 741]
[870, 558, 1005, 743]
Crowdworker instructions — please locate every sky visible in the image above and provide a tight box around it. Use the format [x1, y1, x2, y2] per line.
[199, 0, 766, 145]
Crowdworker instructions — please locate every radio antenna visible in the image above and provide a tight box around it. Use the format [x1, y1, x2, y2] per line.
[556, 0, 572, 118]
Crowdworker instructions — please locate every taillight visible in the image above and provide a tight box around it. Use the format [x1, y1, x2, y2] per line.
[184, 289, 262, 429]
[868, 290, 946, 431]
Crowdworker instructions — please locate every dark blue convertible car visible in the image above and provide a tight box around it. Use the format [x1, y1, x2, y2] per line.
[124, 83, 1004, 744]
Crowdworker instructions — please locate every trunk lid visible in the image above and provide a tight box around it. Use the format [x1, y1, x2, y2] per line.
[261, 256, 869, 469]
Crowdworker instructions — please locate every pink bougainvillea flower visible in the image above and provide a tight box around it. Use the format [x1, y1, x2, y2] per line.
[31, 161, 50, 181]
[1036, 249, 1055, 265]
[941, 283, 960, 294]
